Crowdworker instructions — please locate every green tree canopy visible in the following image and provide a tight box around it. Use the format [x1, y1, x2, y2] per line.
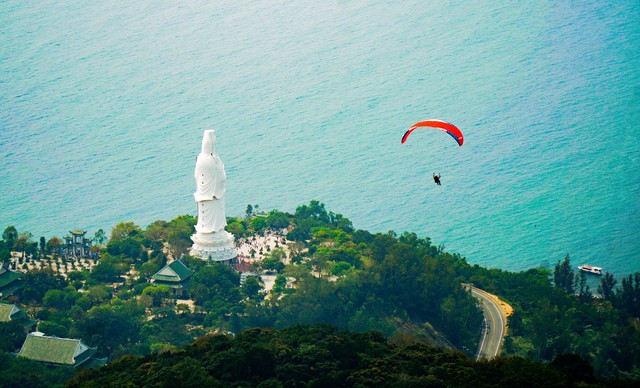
[89, 253, 132, 283]
[241, 276, 264, 301]
[142, 285, 172, 307]
[66, 325, 608, 388]
[249, 217, 268, 233]
[190, 263, 241, 307]
[0, 320, 27, 352]
[94, 228, 107, 246]
[46, 236, 63, 256]
[18, 268, 67, 303]
[265, 210, 290, 229]
[2, 225, 18, 250]
[109, 222, 142, 242]
[553, 254, 574, 294]
[75, 300, 145, 354]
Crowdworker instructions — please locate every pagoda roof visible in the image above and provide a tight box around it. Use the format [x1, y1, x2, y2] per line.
[18, 333, 95, 366]
[0, 303, 21, 322]
[0, 266, 21, 288]
[152, 260, 194, 283]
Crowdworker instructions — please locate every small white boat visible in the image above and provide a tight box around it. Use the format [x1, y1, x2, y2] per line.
[578, 264, 603, 275]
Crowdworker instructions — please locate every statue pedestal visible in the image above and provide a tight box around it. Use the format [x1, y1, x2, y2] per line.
[190, 229, 237, 262]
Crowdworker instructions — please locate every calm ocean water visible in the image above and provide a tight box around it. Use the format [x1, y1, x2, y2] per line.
[2, 1, 639, 276]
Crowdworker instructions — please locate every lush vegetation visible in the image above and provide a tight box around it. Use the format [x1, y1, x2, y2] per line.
[234, 201, 483, 352]
[0, 351, 73, 388]
[67, 324, 608, 387]
[1, 201, 482, 360]
[1, 201, 640, 385]
[451, 255, 640, 380]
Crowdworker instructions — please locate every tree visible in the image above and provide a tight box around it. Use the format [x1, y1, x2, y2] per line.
[89, 253, 131, 283]
[110, 222, 142, 242]
[94, 228, 107, 246]
[2, 226, 18, 250]
[295, 200, 329, 223]
[190, 263, 241, 307]
[39, 236, 46, 253]
[140, 259, 163, 280]
[43, 286, 81, 310]
[83, 286, 110, 306]
[241, 276, 264, 301]
[270, 274, 287, 295]
[616, 272, 640, 317]
[329, 212, 354, 233]
[75, 300, 145, 353]
[165, 215, 196, 259]
[266, 210, 290, 230]
[0, 320, 27, 352]
[144, 220, 169, 242]
[553, 255, 574, 294]
[331, 261, 352, 276]
[0, 241, 10, 264]
[261, 257, 285, 273]
[246, 204, 253, 218]
[15, 232, 33, 258]
[575, 271, 592, 303]
[226, 219, 247, 237]
[250, 217, 268, 233]
[261, 248, 286, 273]
[598, 272, 617, 302]
[166, 229, 191, 259]
[142, 285, 172, 307]
[38, 320, 69, 337]
[18, 268, 67, 303]
[551, 353, 597, 385]
[46, 236, 63, 257]
[113, 237, 143, 260]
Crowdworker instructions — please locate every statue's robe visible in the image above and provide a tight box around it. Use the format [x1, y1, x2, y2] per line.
[194, 131, 227, 233]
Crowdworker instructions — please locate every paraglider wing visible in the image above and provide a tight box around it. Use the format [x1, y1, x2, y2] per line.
[401, 127, 418, 144]
[401, 120, 464, 146]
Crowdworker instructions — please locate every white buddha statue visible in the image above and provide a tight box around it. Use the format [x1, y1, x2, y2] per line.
[190, 130, 236, 262]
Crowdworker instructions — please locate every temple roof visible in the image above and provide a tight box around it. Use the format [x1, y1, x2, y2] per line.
[0, 265, 21, 288]
[18, 333, 95, 366]
[0, 303, 20, 322]
[152, 260, 194, 283]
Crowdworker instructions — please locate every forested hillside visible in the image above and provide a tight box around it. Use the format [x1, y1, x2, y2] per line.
[452, 256, 640, 380]
[67, 324, 606, 387]
[1, 201, 639, 386]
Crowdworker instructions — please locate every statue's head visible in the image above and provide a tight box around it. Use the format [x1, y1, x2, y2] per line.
[201, 130, 217, 155]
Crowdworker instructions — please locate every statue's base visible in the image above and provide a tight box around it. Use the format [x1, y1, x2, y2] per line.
[190, 230, 237, 262]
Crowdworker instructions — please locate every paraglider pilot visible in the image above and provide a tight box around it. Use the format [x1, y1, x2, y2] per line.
[433, 173, 441, 186]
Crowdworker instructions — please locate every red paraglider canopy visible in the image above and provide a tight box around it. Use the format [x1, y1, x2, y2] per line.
[401, 120, 464, 146]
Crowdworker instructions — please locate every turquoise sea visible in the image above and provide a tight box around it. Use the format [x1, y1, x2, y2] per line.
[2, 1, 639, 276]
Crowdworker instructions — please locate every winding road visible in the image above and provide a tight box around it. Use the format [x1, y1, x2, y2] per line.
[466, 285, 512, 360]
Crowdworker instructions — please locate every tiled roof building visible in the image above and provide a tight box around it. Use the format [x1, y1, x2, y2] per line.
[0, 263, 22, 300]
[152, 259, 195, 297]
[17, 333, 96, 368]
[0, 302, 24, 322]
